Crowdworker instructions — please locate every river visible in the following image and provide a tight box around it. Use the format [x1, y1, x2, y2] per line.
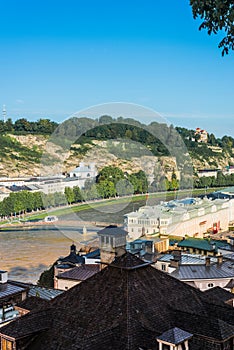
[0, 194, 183, 284]
[0, 225, 100, 284]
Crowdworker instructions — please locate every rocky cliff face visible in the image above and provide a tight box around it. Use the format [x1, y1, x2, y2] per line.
[0, 134, 232, 179]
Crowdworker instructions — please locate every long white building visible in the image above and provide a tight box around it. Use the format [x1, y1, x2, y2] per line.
[125, 197, 234, 240]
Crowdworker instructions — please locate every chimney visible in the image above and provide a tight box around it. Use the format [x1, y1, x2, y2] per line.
[205, 257, 211, 266]
[170, 259, 179, 268]
[0, 270, 8, 284]
[217, 254, 223, 265]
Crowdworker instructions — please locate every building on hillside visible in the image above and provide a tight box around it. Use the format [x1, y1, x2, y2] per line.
[54, 264, 100, 290]
[0, 252, 234, 349]
[0, 187, 12, 202]
[69, 162, 97, 188]
[194, 127, 208, 143]
[223, 165, 234, 176]
[197, 168, 220, 178]
[125, 197, 233, 239]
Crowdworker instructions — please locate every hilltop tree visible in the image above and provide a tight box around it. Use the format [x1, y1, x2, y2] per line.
[190, 0, 234, 55]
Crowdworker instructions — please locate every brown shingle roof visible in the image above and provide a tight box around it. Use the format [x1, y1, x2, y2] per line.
[17, 296, 49, 311]
[203, 286, 234, 303]
[0, 253, 234, 349]
[57, 264, 100, 281]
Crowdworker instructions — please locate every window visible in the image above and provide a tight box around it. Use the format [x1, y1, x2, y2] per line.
[161, 264, 166, 271]
[2, 338, 14, 350]
[208, 283, 214, 288]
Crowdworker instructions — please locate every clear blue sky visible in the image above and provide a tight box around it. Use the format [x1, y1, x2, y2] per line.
[0, 0, 233, 137]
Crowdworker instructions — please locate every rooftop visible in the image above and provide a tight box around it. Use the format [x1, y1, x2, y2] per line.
[0, 282, 28, 302]
[97, 225, 128, 237]
[157, 327, 193, 345]
[203, 286, 234, 304]
[1, 253, 234, 349]
[170, 260, 234, 280]
[57, 264, 100, 281]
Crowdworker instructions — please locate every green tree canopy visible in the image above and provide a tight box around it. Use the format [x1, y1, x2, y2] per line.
[190, 0, 234, 55]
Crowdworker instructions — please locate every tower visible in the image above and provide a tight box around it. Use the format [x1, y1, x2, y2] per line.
[2, 105, 6, 123]
[97, 225, 128, 267]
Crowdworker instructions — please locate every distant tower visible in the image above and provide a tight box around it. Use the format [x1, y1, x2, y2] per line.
[2, 105, 6, 123]
[97, 225, 128, 268]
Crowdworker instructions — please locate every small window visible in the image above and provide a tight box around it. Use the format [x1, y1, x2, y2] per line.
[161, 264, 166, 271]
[208, 283, 214, 288]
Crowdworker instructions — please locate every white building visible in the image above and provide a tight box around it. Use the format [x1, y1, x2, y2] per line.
[69, 162, 97, 188]
[125, 197, 233, 240]
[155, 253, 234, 292]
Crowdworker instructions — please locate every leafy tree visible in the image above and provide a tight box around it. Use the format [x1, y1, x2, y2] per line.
[116, 178, 134, 196]
[190, 0, 234, 55]
[64, 187, 75, 204]
[37, 264, 55, 288]
[73, 186, 83, 202]
[96, 180, 116, 198]
[97, 166, 125, 185]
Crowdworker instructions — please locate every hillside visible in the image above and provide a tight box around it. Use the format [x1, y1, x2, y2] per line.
[0, 117, 233, 179]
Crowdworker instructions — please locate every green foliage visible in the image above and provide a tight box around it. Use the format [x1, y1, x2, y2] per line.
[0, 135, 42, 163]
[194, 172, 234, 189]
[64, 187, 75, 204]
[13, 118, 58, 135]
[190, 0, 234, 55]
[37, 264, 55, 288]
[0, 190, 66, 217]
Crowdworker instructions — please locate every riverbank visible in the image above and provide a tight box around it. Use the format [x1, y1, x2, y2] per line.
[0, 187, 218, 230]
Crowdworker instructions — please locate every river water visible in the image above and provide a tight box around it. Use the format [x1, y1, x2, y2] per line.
[0, 226, 99, 284]
[0, 195, 171, 284]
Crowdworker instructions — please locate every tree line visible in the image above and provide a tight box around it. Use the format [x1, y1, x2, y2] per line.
[194, 172, 234, 189]
[1, 169, 234, 218]
[0, 118, 58, 135]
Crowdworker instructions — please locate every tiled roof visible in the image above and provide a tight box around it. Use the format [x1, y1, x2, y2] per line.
[58, 252, 85, 265]
[97, 225, 128, 237]
[203, 287, 234, 303]
[0, 282, 28, 301]
[178, 238, 215, 251]
[158, 253, 216, 265]
[57, 265, 100, 281]
[1, 253, 234, 349]
[28, 286, 63, 300]
[170, 260, 234, 280]
[157, 327, 192, 345]
[85, 249, 100, 259]
[17, 296, 48, 311]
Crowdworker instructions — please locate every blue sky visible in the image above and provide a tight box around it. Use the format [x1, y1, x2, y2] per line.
[0, 0, 233, 137]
